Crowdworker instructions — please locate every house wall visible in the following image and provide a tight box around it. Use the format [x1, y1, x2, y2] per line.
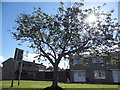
[2, 58, 17, 80]
[18, 71, 68, 82]
[2, 58, 46, 80]
[70, 56, 119, 84]
[17, 61, 46, 72]
[85, 66, 113, 84]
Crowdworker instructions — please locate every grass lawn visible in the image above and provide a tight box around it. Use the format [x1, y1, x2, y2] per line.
[1, 80, 120, 90]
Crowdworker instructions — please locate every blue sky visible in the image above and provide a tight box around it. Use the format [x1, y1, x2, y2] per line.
[1, 1, 119, 68]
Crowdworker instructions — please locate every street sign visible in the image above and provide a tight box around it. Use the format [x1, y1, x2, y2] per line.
[14, 48, 24, 60]
[11, 48, 24, 87]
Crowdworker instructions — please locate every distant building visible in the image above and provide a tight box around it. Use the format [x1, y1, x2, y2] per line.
[2, 58, 46, 80]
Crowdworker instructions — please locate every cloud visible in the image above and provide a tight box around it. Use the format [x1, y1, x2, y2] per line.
[23, 53, 39, 60]
[0, 56, 4, 61]
[23, 53, 44, 61]
[0, 56, 5, 66]
[23, 49, 57, 61]
[23, 52, 69, 69]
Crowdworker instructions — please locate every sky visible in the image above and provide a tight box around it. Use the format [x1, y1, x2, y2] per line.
[1, 0, 119, 69]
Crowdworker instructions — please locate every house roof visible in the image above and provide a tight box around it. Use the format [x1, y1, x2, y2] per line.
[22, 60, 46, 67]
[72, 46, 120, 58]
[2, 57, 46, 67]
[2, 57, 15, 64]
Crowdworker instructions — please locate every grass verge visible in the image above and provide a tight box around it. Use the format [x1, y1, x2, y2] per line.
[1, 80, 120, 90]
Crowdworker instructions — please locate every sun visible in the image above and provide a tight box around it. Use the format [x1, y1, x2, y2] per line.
[85, 14, 97, 24]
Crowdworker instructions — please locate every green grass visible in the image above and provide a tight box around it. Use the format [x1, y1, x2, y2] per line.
[1, 80, 120, 90]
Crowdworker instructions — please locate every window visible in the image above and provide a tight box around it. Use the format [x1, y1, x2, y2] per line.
[78, 71, 85, 77]
[94, 70, 106, 79]
[73, 60, 83, 65]
[92, 58, 103, 63]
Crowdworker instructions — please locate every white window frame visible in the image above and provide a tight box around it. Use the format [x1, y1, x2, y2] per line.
[92, 58, 103, 63]
[94, 70, 106, 79]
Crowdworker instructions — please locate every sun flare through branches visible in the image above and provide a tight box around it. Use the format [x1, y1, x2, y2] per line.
[85, 14, 97, 24]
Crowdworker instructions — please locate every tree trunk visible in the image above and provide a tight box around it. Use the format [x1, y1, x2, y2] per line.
[52, 63, 58, 88]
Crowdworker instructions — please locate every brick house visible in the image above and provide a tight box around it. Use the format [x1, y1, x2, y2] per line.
[2, 58, 46, 80]
[69, 51, 120, 84]
[69, 1, 120, 84]
[2, 58, 69, 82]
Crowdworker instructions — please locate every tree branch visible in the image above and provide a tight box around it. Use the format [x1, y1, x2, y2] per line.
[63, 39, 91, 56]
[64, 46, 91, 56]
[30, 36, 54, 65]
[41, 38, 57, 60]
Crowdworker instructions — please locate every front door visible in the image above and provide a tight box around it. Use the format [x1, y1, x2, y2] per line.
[74, 71, 86, 82]
[112, 70, 120, 83]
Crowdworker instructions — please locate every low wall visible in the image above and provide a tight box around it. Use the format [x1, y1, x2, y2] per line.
[20, 70, 70, 83]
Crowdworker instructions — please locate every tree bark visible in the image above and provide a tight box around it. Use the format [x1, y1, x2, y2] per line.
[52, 63, 58, 88]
